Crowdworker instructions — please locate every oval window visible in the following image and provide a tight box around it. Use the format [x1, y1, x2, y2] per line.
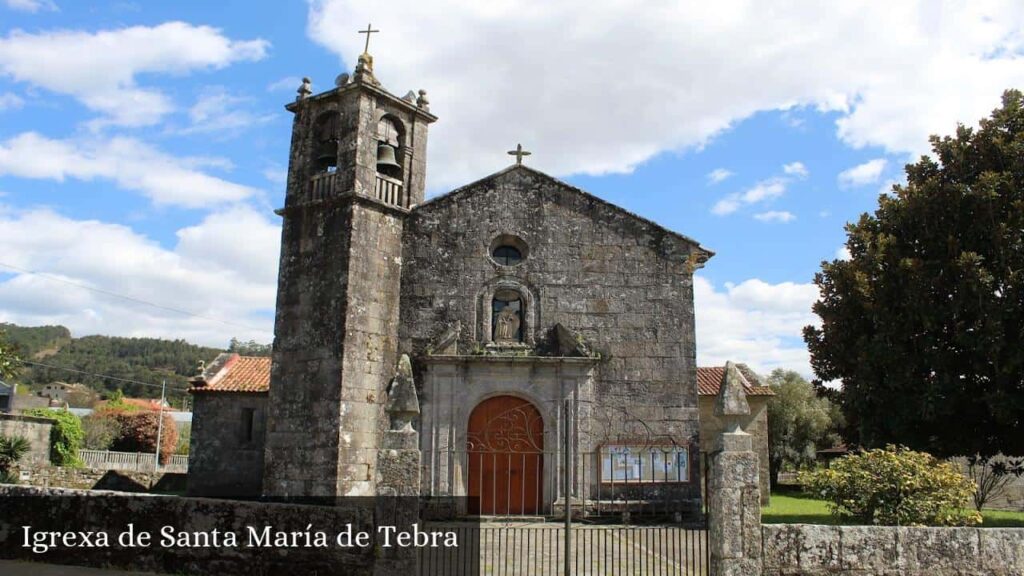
[492, 245, 522, 266]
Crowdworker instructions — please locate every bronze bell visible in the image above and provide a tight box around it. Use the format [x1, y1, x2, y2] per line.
[316, 140, 337, 167]
[376, 143, 401, 172]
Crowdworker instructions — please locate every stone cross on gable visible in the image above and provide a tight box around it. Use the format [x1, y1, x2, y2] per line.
[507, 143, 531, 165]
[359, 23, 380, 54]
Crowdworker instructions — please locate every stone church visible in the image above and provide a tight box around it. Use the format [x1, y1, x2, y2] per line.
[186, 47, 764, 515]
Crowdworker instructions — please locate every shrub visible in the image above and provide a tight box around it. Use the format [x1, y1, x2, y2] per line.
[175, 423, 191, 455]
[0, 434, 30, 484]
[800, 445, 981, 526]
[81, 414, 122, 451]
[23, 408, 83, 467]
[109, 410, 178, 464]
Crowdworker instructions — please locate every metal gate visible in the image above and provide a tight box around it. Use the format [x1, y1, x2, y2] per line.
[418, 523, 709, 575]
[418, 401, 712, 575]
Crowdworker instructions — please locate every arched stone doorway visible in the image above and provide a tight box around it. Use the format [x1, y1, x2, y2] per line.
[467, 395, 544, 515]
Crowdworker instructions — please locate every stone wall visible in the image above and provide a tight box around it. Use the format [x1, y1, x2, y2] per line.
[762, 524, 1024, 576]
[986, 474, 1024, 511]
[187, 392, 266, 498]
[11, 463, 185, 493]
[700, 395, 771, 502]
[0, 413, 53, 465]
[0, 485, 378, 575]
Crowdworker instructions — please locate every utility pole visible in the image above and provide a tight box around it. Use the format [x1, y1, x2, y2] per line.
[153, 379, 165, 474]
[563, 398, 572, 576]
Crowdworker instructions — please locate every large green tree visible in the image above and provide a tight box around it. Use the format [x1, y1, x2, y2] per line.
[766, 369, 840, 487]
[804, 89, 1024, 458]
[0, 328, 22, 381]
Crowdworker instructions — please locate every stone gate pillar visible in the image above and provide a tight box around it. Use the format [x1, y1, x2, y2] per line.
[375, 354, 421, 576]
[708, 362, 763, 576]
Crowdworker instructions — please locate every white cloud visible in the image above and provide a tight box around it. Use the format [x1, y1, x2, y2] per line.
[267, 76, 302, 92]
[0, 91, 23, 110]
[0, 132, 258, 208]
[753, 210, 795, 223]
[694, 275, 819, 377]
[309, 1, 1024, 190]
[877, 177, 900, 196]
[712, 177, 787, 215]
[836, 245, 851, 260]
[0, 205, 278, 347]
[0, 22, 268, 127]
[176, 86, 277, 137]
[706, 168, 733, 184]
[4, 0, 57, 12]
[782, 161, 809, 178]
[262, 166, 287, 185]
[838, 158, 888, 187]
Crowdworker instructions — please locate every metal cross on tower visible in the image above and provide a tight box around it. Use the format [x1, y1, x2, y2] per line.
[507, 143, 532, 165]
[358, 23, 380, 54]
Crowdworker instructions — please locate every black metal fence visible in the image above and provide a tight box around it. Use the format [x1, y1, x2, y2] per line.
[426, 449, 703, 519]
[418, 523, 709, 576]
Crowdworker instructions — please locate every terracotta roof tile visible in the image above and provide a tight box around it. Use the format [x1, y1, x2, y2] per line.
[697, 365, 775, 397]
[189, 354, 270, 393]
[189, 356, 771, 397]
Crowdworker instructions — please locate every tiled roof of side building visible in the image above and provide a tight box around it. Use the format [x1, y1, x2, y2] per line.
[189, 353, 271, 393]
[188, 356, 771, 396]
[696, 365, 775, 397]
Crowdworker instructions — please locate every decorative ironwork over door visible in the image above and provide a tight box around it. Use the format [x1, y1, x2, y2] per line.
[467, 395, 544, 515]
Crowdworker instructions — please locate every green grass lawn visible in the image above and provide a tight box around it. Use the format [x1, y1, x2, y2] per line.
[762, 492, 1024, 527]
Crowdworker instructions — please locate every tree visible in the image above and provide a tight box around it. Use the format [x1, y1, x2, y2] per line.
[964, 454, 1024, 511]
[81, 414, 122, 451]
[0, 328, 23, 381]
[804, 89, 1024, 459]
[227, 337, 272, 357]
[766, 369, 840, 487]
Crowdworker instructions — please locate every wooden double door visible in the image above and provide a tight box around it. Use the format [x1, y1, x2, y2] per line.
[467, 395, 544, 515]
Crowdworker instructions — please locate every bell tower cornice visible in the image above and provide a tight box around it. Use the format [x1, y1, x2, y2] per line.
[285, 79, 437, 124]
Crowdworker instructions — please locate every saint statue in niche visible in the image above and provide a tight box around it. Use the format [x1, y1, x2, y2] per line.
[494, 305, 521, 343]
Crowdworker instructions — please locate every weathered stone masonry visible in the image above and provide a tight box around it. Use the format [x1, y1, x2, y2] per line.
[762, 524, 1024, 576]
[401, 166, 712, 509]
[262, 61, 436, 498]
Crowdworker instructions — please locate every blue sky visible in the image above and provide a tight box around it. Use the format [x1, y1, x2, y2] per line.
[2, 0, 1023, 377]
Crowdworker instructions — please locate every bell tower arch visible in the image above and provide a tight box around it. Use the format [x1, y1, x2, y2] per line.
[263, 44, 437, 497]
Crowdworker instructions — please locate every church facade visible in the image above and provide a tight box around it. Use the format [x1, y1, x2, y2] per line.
[188, 49, 718, 516]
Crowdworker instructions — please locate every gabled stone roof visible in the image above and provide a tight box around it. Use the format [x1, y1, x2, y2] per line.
[414, 164, 714, 263]
[188, 353, 270, 394]
[696, 365, 775, 397]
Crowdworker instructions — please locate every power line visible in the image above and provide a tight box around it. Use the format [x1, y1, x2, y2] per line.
[18, 359, 190, 393]
[0, 261, 273, 336]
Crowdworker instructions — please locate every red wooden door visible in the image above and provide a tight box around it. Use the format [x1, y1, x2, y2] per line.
[467, 396, 544, 515]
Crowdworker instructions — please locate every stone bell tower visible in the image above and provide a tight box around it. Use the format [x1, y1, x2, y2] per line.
[262, 43, 436, 497]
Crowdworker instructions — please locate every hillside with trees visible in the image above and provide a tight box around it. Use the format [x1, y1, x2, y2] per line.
[2, 322, 228, 406]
